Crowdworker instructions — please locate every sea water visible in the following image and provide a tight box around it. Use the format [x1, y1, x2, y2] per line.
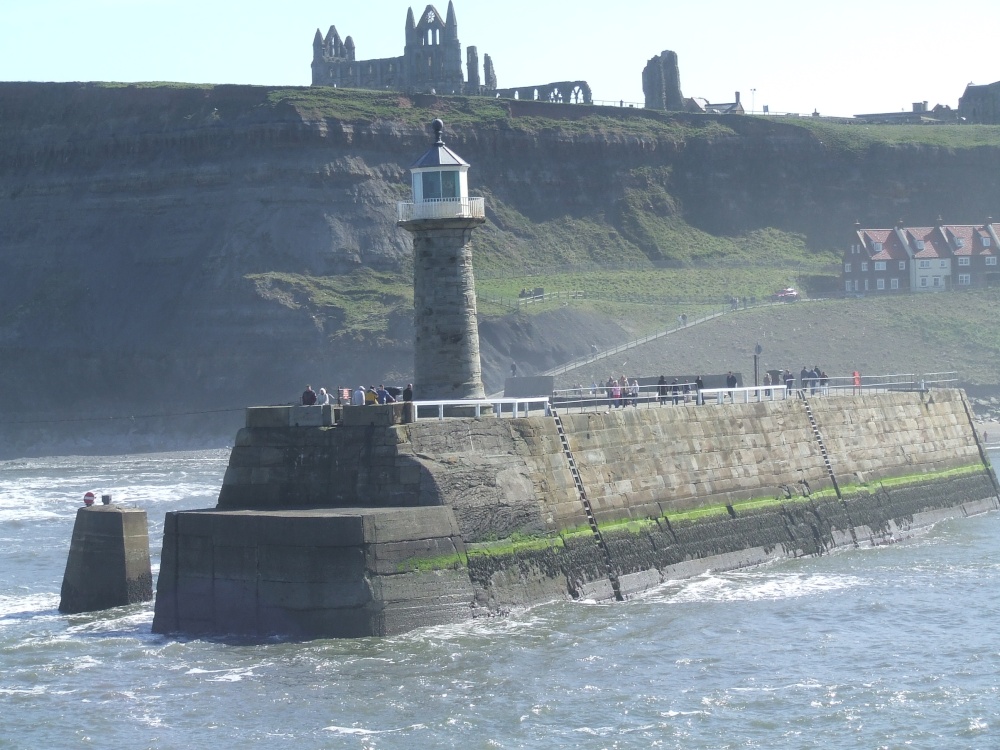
[1, 449, 998, 749]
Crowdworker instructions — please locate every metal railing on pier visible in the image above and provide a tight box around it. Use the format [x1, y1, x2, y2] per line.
[551, 384, 790, 413]
[396, 197, 485, 222]
[408, 372, 959, 421]
[411, 396, 550, 421]
[821, 372, 959, 393]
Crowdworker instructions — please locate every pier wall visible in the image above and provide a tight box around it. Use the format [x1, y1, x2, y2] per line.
[153, 389, 999, 637]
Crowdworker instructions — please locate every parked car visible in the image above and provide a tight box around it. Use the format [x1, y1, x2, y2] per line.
[773, 287, 799, 302]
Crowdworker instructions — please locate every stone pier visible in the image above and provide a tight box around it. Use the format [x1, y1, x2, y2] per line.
[152, 389, 999, 638]
[60, 505, 153, 614]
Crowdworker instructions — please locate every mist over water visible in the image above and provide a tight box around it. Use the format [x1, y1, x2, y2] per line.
[2, 450, 998, 748]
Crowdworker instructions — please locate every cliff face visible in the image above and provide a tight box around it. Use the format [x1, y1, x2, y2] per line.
[1, 83, 999, 456]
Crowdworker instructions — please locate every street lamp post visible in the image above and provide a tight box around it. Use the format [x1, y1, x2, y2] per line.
[754, 342, 762, 387]
[751, 88, 756, 115]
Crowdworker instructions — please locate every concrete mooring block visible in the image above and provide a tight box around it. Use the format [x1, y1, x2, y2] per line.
[59, 505, 153, 614]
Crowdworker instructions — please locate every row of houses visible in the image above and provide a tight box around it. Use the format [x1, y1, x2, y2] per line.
[843, 220, 1000, 294]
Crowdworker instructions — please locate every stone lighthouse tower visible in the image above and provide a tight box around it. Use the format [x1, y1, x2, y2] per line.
[398, 119, 486, 400]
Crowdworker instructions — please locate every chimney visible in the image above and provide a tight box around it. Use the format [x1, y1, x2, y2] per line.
[735, 91, 740, 104]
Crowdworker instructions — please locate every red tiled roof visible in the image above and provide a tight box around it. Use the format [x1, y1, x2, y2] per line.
[974, 226, 997, 255]
[854, 222, 999, 258]
[903, 227, 946, 258]
[946, 225, 976, 256]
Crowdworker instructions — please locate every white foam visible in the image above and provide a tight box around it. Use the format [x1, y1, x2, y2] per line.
[324, 724, 426, 735]
[0, 592, 59, 622]
[184, 666, 266, 682]
[650, 570, 866, 604]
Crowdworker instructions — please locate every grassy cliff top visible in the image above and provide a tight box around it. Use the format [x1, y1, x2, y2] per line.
[5, 81, 1000, 151]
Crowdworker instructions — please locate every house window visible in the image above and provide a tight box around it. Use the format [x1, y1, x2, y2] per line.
[983, 237, 991, 247]
[933, 277, 941, 287]
[920, 277, 928, 287]
[874, 261, 886, 271]
[915, 240, 925, 250]
[890, 278, 899, 289]
[845, 280, 853, 292]
[987, 256, 998, 266]
[958, 257, 970, 266]
[956, 238, 965, 248]
[864, 279, 869, 291]
[939, 260, 947, 268]
[861, 262, 868, 272]
[958, 274, 971, 285]
[876, 278, 885, 290]
[899, 261, 906, 270]
[874, 242, 883, 252]
[844, 263, 851, 273]
[919, 260, 931, 269]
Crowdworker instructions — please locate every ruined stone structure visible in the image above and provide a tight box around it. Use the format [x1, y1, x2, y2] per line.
[311, 2, 590, 103]
[495, 82, 592, 105]
[643, 50, 684, 111]
[959, 80, 1000, 124]
[312, 3, 468, 94]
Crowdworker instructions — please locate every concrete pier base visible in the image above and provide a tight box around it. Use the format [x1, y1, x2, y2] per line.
[152, 506, 473, 638]
[59, 505, 153, 614]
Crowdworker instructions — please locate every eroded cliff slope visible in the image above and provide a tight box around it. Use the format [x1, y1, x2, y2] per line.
[2, 82, 999, 456]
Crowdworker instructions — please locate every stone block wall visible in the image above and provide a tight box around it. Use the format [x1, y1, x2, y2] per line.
[157, 389, 998, 638]
[810, 390, 982, 485]
[152, 506, 473, 638]
[60, 506, 152, 614]
[560, 401, 830, 522]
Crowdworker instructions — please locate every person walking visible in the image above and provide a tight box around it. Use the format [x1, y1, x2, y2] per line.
[302, 385, 317, 405]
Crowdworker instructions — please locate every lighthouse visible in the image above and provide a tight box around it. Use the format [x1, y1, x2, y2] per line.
[398, 119, 486, 400]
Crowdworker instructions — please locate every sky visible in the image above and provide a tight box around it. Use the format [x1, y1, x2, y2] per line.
[1, 0, 997, 118]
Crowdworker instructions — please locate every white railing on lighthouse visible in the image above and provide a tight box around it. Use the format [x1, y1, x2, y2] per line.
[397, 197, 485, 222]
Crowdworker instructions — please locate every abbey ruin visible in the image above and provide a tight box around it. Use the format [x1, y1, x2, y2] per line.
[311, 2, 591, 105]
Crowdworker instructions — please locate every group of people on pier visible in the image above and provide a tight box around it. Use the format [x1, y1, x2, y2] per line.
[301, 384, 413, 407]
